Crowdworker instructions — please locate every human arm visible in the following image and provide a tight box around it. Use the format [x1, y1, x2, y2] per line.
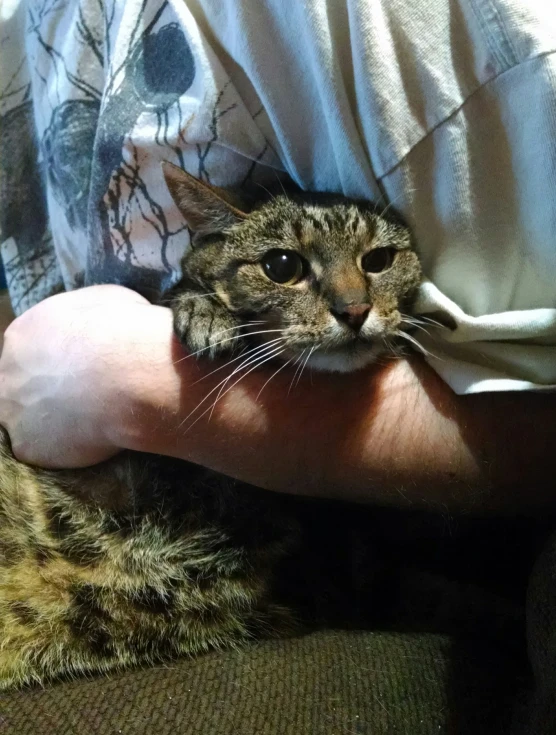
[121, 309, 556, 515]
[0, 286, 554, 514]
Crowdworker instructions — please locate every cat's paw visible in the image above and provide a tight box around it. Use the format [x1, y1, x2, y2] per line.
[171, 292, 244, 359]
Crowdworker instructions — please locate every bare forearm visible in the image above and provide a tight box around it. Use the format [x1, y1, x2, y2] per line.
[116, 307, 556, 514]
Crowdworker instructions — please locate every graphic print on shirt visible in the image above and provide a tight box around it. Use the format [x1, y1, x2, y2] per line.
[0, 0, 279, 311]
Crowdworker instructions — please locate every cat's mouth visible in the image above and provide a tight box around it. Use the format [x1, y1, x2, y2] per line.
[281, 337, 388, 374]
[321, 335, 373, 353]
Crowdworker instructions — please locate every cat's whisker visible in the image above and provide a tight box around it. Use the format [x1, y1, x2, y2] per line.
[189, 339, 285, 386]
[378, 336, 390, 357]
[207, 340, 287, 421]
[178, 341, 286, 428]
[174, 291, 218, 301]
[255, 355, 295, 401]
[254, 182, 277, 201]
[275, 174, 288, 198]
[418, 315, 448, 329]
[210, 321, 265, 338]
[391, 338, 405, 357]
[382, 336, 404, 360]
[206, 346, 286, 419]
[171, 335, 248, 365]
[399, 312, 444, 339]
[172, 329, 287, 365]
[184, 347, 286, 433]
[373, 192, 387, 212]
[400, 320, 433, 338]
[242, 328, 287, 336]
[400, 313, 452, 348]
[206, 342, 286, 420]
[178, 356, 260, 428]
[400, 313, 447, 330]
[396, 330, 430, 355]
[396, 330, 444, 361]
[378, 188, 417, 220]
[294, 346, 315, 388]
[288, 349, 307, 395]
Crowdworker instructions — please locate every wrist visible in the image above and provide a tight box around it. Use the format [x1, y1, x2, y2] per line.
[103, 304, 186, 456]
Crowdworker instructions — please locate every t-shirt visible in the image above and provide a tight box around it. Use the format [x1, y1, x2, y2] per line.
[1, 0, 555, 393]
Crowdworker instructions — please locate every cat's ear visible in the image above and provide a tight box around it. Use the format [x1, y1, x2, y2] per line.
[162, 161, 248, 234]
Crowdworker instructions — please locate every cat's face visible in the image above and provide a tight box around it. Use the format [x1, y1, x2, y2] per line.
[163, 164, 422, 372]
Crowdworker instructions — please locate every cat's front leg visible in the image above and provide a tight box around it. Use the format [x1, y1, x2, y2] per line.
[170, 290, 245, 359]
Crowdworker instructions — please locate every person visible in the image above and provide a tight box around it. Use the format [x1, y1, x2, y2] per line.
[0, 0, 555, 513]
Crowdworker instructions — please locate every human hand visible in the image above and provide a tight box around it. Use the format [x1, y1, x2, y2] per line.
[0, 285, 174, 468]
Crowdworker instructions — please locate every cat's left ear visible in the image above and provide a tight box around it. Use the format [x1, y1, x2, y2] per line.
[162, 161, 248, 235]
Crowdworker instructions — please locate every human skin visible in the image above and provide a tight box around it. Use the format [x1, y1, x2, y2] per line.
[0, 285, 554, 515]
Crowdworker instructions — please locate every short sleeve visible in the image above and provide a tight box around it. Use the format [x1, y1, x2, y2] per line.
[381, 50, 556, 393]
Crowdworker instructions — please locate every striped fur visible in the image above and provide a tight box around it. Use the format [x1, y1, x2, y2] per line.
[0, 175, 423, 689]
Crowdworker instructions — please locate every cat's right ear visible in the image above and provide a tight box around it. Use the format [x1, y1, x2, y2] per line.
[162, 161, 248, 235]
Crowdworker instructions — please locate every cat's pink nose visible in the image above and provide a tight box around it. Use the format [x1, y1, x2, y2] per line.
[331, 303, 371, 331]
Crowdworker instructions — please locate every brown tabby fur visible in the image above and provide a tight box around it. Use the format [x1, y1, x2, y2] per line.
[162, 163, 422, 373]
[0, 165, 424, 689]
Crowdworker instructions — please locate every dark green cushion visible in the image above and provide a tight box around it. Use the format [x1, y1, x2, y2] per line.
[0, 629, 523, 735]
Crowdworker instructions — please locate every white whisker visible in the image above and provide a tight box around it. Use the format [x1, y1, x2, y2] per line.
[176, 292, 218, 301]
[190, 338, 285, 386]
[255, 182, 277, 201]
[172, 328, 287, 365]
[288, 349, 307, 395]
[241, 328, 288, 337]
[418, 315, 447, 329]
[210, 321, 264, 338]
[272, 171, 288, 198]
[179, 342, 285, 428]
[184, 347, 286, 433]
[294, 346, 315, 388]
[255, 356, 295, 401]
[207, 346, 285, 416]
[207, 341, 285, 420]
[378, 188, 417, 220]
[400, 320, 433, 337]
[400, 313, 447, 330]
[382, 336, 404, 360]
[396, 330, 444, 361]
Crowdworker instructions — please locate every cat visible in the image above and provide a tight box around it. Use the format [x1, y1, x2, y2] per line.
[0, 163, 423, 690]
[162, 162, 422, 373]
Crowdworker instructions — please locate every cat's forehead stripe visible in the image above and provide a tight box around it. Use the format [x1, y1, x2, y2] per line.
[302, 206, 330, 230]
[355, 213, 368, 237]
[299, 205, 372, 238]
[345, 207, 358, 233]
[293, 216, 317, 244]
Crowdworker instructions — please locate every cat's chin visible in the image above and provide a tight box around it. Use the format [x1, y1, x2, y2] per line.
[302, 343, 386, 373]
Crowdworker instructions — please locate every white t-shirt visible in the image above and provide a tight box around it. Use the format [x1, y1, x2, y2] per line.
[1, 0, 555, 393]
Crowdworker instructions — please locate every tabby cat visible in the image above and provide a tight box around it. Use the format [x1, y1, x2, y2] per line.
[0, 163, 422, 689]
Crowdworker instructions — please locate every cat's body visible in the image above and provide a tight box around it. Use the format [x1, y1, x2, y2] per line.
[3, 433, 407, 689]
[0, 439, 303, 688]
[0, 166, 428, 689]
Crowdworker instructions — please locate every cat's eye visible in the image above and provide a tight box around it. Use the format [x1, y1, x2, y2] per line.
[361, 247, 397, 273]
[261, 249, 305, 285]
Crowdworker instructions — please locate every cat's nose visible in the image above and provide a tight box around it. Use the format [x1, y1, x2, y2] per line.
[331, 303, 371, 331]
